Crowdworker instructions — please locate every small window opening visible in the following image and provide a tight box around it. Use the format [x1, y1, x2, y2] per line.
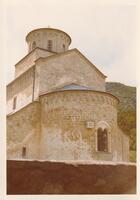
[48, 40, 52, 51]
[32, 41, 36, 49]
[97, 128, 108, 152]
[63, 44, 65, 51]
[13, 96, 17, 110]
[22, 147, 26, 158]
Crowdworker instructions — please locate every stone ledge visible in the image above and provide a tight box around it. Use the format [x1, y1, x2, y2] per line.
[7, 160, 136, 194]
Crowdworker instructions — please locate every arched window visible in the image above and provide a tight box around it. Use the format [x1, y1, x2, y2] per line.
[97, 128, 108, 152]
[32, 41, 36, 49]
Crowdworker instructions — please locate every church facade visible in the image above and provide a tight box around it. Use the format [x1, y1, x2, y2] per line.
[7, 28, 129, 161]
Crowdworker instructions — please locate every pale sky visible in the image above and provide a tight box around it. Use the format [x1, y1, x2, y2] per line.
[3, 0, 136, 86]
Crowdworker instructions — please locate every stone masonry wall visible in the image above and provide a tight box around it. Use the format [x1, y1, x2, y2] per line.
[7, 68, 35, 115]
[118, 128, 129, 161]
[7, 102, 41, 159]
[40, 90, 120, 161]
[37, 50, 106, 95]
[15, 48, 54, 77]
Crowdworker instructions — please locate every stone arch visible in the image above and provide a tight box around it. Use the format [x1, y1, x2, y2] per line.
[96, 121, 111, 132]
[95, 121, 111, 152]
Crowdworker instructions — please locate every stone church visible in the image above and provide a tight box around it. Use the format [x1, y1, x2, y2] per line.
[7, 28, 129, 162]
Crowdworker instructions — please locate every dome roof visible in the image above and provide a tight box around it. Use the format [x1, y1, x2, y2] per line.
[25, 27, 71, 53]
[39, 83, 119, 104]
[55, 84, 94, 91]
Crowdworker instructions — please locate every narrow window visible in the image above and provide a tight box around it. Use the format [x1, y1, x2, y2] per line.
[97, 128, 108, 152]
[32, 41, 36, 49]
[13, 96, 17, 110]
[63, 44, 65, 51]
[22, 147, 26, 158]
[48, 40, 52, 51]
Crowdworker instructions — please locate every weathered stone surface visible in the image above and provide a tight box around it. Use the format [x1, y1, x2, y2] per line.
[7, 102, 41, 159]
[38, 49, 106, 94]
[7, 160, 136, 194]
[7, 89, 129, 162]
[7, 49, 106, 115]
[15, 48, 54, 77]
[7, 67, 34, 114]
[40, 90, 120, 161]
[6, 27, 130, 163]
[26, 28, 71, 53]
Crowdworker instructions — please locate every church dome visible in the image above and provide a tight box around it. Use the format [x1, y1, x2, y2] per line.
[26, 28, 71, 53]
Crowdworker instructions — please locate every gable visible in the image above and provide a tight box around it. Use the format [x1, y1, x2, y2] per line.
[36, 48, 106, 78]
[36, 49, 106, 94]
[73, 49, 107, 79]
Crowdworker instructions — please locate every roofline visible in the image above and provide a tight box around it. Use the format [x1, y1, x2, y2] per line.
[7, 89, 119, 117]
[8, 48, 107, 87]
[26, 28, 72, 45]
[39, 89, 119, 104]
[35, 48, 107, 79]
[75, 49, 107, 78]
[7, 101, 39, 118]
[15, 47, 56, 67]
[15, 48, 106, 79]
[7, 65, 35, 87]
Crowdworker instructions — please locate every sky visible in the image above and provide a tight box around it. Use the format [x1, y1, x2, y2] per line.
[3, 0, 136, 86]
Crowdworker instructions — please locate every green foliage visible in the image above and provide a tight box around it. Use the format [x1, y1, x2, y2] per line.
[106, 82, 136, 152]
[118, 110, 136, 150]
[129, 150, 136, 162]
[130, 128, 136, 151]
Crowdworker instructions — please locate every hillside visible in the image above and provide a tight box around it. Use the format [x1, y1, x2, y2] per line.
[106, 82, 136, 111]
[106, 82, 136, 162]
